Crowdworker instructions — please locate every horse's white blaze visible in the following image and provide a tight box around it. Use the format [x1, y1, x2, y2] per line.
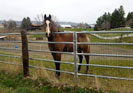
[46, 20, 50, 37]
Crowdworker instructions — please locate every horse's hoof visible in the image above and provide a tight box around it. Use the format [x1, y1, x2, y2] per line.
[56, 75, 60, 80]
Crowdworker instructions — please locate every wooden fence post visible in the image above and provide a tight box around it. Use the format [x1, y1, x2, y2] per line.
[21, 30, 29, 77]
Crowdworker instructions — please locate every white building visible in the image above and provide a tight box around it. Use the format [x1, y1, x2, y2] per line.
[60, 24, 72, 28]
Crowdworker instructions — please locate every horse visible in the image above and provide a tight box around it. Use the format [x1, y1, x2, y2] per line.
[43, 14, 90, 78]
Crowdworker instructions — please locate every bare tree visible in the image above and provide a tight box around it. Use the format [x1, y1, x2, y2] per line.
[34, 14, 44, 24]
[3, 20, 16, 30]
[51, 15, 58, 22]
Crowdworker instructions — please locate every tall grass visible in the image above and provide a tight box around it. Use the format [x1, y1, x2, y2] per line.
[0, 53, 133, 92]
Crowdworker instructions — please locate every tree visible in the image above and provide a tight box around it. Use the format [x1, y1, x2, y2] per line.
[126, 12, 133, 27]
[21, 17, 32, 30]
[95, 12, 111, 30]
[3, 20, 16, 30]
[101, 20, 110, 30]
[27, 17, 32, 30]
[111, 9, 120, 28]
[111, 5, 126, 28]
[129, 19, 133, 29]
[34, 14, 44, 24]
[126, 12, 133, 21]
[94, 24, 98, 31]
[95, 5, 126, 30]
[118, 5, 126, 27]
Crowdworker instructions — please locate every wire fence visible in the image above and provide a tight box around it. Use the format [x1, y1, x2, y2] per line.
[0, 30, 133, 84]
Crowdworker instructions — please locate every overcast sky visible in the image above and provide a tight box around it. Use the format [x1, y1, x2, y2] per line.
[0, 0, 133, 24]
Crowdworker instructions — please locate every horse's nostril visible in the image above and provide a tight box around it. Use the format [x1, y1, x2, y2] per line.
[45, 33, 47, 36]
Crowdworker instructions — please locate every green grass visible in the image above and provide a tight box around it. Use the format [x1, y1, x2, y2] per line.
[0, 51, 133, 92]
[110, 28, 132, 31]
[0, 52, 133, 78]
[0, 28, 133, 92]
[89, 35, 133, 49]
[60, 28, 94, 31]
[29, 34, 45, 38]
[0, 71, 99, 93]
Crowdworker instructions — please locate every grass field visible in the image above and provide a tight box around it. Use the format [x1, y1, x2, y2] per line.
[0, 70, 100, 93]
[0, 29, 133, 92]
[0, 49, 133, 93]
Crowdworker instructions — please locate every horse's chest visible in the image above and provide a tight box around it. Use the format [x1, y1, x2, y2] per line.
[63, 44, 73, 52]
[48, 44, 65, 51]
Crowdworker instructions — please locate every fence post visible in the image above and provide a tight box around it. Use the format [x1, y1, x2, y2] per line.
[73, 32, 78, 85]
[21, 30, 29, 77]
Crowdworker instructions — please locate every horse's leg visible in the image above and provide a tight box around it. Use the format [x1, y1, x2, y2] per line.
[84, 55, 90, 74]
[83, 47, 90, 74]
[78, 49, 83, 72]
[52, 53, 61, 79]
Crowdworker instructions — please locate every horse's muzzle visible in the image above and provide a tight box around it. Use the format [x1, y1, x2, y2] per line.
[45, 33, 51, 38]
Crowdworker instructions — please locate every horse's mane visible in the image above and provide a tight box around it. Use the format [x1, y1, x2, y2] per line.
[51, 20, 64, 32]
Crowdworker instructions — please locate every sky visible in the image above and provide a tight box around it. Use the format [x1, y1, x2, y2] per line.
[0, 0, 133, 24]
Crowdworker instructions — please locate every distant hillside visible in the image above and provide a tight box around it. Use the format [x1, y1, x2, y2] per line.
[0, 21, 3, 24]
[0, 20, 95, 27]
[0, 20, 79, 27]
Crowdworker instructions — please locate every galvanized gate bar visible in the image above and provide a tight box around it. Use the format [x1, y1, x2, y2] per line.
[1, 40, 133, 45]
[77, 42, 133, 45]
[0, 33, 21, 35]
[76, 31, 133, 34]
[29, 58, 74, 65]
[0, 41, 22, 43]
[0, 54, 21, 58]
[29, 65, 74, 75]
[0, 47, 21, 51]
[28, 41, 73, 44]
[77, 53, 133, 58]
[78, 73, 133, 80]
[0, 47, 133, 58]
[78, 63, 133, 69]
[73, 32, 78, 84]
[0, 31, 133, 36]
[29, 49, 73, 55]
[0, 60, 22, 66]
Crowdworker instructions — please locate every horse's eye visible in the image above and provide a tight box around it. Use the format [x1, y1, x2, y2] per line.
[44, 23, 47, 26]
[49, 23, 51, 26]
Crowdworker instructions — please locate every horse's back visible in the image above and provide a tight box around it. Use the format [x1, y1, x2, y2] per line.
[78, 34, 90, 42]
[61, 33, 90, 52]
[61, 33, 90, 42]
[78, 34, 90, 52]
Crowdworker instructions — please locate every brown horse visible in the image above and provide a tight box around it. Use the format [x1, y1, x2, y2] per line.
[43, 14, 90, 78]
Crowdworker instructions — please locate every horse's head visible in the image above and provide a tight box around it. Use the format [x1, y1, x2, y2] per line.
[43, 14, 53, 38]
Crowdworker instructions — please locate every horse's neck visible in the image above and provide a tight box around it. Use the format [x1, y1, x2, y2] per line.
[47, 33, 54, 41]
[48, 30, 59, 42]
[47, 23, 61, 41]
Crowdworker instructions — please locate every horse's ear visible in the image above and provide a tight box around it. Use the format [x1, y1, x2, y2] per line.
[49, 14, 51, 19]
[44, 14, 46, 19]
